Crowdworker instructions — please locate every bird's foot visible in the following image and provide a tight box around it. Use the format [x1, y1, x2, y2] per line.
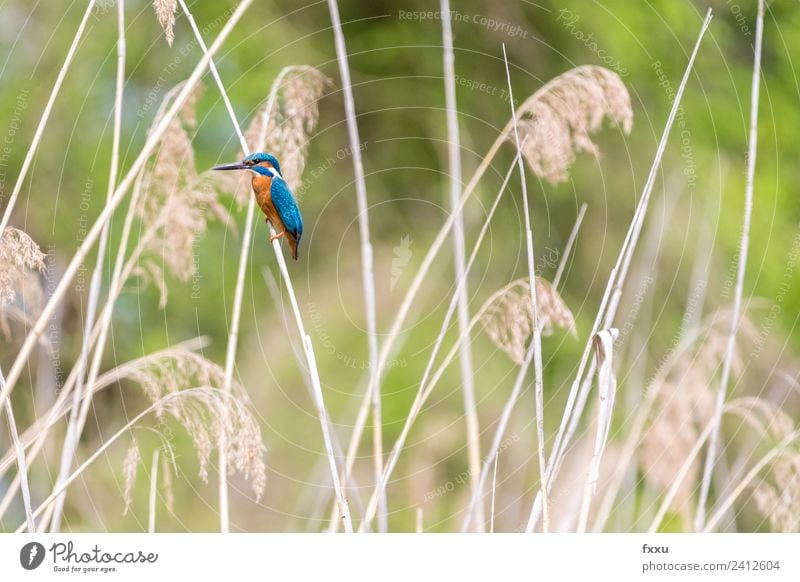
[270, 230, 287, 242]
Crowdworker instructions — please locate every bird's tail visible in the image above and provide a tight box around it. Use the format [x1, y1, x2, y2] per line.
[287, 232, 300, 260]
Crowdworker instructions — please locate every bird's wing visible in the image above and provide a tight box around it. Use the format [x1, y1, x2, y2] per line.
[270, 177, 303, 237]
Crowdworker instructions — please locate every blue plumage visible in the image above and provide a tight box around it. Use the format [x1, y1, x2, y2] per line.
[270, 176, 303, 240]
[242, 152, 282, 176]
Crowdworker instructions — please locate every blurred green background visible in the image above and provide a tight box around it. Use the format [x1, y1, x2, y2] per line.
[1, 0, 798, 532]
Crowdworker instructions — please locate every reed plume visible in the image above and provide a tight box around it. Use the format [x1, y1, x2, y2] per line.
[753, 451, 800, 532]
[0, 227, 46, 308]
[508, 65, 632, 183]
[136, 82, 231, 305]
[113, 350, 265, 499]
[122, 439, 141, 515]
[641, 309, 758, 520]
[0, 228, 46, 339]
[153, 0, 177, 46]
[479, 277, 577, 365]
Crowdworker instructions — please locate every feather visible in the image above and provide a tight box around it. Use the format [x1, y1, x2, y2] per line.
[270, 177, 303, 259]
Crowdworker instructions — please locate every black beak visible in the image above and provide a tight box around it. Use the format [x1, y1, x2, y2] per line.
[212, 162, 248, 171]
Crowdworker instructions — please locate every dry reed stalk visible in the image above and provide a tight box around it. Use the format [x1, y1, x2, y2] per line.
[577, 329, 618, 532]
[502, 42, 550, 530]
[344, 63, 630, 532]
[0, 0, 99, 240]
[590, 306, 752, 532]
[1, 368, 35, 532]
[703, 429, 800, 533]
[217, 62, 325, 531]
[425, 204, 586, 408]
[355, 154, 522, 531]
[50, 0, 128, 531]
[162, 453, 175, 515]
[148, 450, 159, 532]
[353, 201, 584, 533]
[554, 204, 588, 288]
[461, 340, 535, 531]
[326, 0, 384, 531]
[51, 78, 232, 531]
[0, 0, 254, 420]
[180, 0, 349, 531]
[696, 0, 764, 531]
[441, 0, 481, 532]
[526, 11, 712, 533]
[490, 453, 499, 533]
[459, 278, 576, 532]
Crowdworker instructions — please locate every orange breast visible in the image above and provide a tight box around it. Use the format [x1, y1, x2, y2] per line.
[251, 174, 285, 231]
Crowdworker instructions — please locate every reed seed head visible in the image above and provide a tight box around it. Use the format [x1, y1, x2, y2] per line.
[510, 66, 632, 183]
[480, 277, 576, 365]
[153, 0, 177, 46]
[122, 439, 141, 515]
[137, 82, 231, 306]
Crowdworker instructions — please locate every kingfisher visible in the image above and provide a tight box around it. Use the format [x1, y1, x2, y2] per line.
[213, 152, 303, 260]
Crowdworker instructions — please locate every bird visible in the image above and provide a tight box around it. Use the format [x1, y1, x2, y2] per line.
[213, 152, 303, 260]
